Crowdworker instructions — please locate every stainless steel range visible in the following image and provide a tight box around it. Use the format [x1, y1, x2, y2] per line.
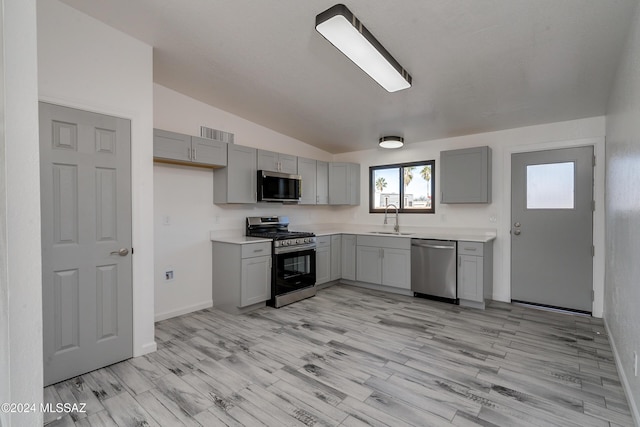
[246, 216, 316, 308]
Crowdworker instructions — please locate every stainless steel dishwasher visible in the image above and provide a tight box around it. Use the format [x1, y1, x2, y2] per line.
[411, 239, 457, 302]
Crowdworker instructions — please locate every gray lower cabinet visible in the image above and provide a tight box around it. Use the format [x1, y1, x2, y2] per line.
[457, 240, 493, 309]
[315, 236, 331, 285]
[298, 157, 317, 205]
[214, 144, 257, 204]
[212, 240, 271, 314]
[154, 128, 227, 167]
[316, 161, 329, 205]
[341, 234, 356, 280]
[257, 149, 297, 174]
[355, 235, 410, 289]
[328, 162, 360, 205]
[441, 146, 492, 203]
[330, 234, 341, 281]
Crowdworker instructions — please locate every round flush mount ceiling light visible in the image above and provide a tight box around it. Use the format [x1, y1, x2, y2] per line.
[379, 136, 404, 149]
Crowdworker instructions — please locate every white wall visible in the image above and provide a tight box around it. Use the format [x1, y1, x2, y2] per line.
[1, 0, 43, 425]
[334, 117, 606, 311]
[37, 0, 156, 357]
[153, 84, 347, 320]
[605, 0, 640, 422]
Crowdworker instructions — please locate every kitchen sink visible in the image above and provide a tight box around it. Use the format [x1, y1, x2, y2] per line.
[368, 231, 414, 235]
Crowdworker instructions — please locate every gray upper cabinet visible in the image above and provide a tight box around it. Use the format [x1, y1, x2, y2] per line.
[328, 162, 360, 205]
[153, 128, 227, 168]
[440, 146, 492, 203]
[214, 144, 257, 204]
[316, 161, 329, 205]
[297, 157, 317, 205]
[257, 149, 297, 174]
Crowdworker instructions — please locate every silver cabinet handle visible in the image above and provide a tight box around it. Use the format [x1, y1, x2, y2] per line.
[193, 147, 197, 161]
[110, 248, 129, 256]
[411, 243, 455, 250]
[253, 249, 264, 253]
[187, 147, 191, 160]
[463, 247, 477, 251]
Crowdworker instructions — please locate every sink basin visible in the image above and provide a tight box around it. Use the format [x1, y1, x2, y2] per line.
[368, 231, 413, 236]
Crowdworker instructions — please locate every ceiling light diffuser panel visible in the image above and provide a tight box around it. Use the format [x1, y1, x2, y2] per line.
[316, 4, 412, 92]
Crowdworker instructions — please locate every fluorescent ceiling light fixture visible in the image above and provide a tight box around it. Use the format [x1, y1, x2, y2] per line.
[315, 4, 412, 92]
[379, 136, 404, 149]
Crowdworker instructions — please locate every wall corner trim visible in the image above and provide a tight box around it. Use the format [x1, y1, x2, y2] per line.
[604, 317, 640, 426]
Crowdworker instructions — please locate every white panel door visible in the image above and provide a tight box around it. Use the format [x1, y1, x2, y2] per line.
[511, 146, 593, 312]
[40, 103, 133, 386]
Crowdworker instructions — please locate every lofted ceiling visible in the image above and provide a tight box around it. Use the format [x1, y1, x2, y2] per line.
[59, 0, 638, 153]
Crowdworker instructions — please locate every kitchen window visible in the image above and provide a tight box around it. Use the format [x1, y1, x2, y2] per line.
[369, 160, 435, 213]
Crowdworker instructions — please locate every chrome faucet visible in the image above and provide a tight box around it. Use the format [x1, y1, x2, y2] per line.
[384, 203, 399, 232]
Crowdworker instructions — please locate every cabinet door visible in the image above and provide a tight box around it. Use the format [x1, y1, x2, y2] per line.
[356, 246, 382, 284]
[328, 162, 348, 205]
[191, 136, 227, 167]
[227, 145, 257, 203]
[279, 154, 298, 174]
[382, 248, 410, 289]
[341, 234, 356, 280]
[316, 246, 331, 285]
[153, 129, 190, 162]
[329, 162, 360, 205]
[297, 157, 317, 205]
[348, 163, 360, 205]
[458, 254, 483, 301]
[441, 146, 491, 203]
[316, 161, 329, 205]
[330, 235, 341, 281]
[257, 149, 278, 172]
[240, 255, 271, 307]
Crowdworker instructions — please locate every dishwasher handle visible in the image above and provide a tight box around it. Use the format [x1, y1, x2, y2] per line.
[411, 242, 456, 250]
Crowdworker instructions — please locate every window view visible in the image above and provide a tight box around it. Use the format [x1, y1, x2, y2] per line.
[526, 162, 575, 209]
[370, 161, 435, 213]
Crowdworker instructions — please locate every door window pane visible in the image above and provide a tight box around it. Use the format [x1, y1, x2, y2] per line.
[526, 162, 574, 209]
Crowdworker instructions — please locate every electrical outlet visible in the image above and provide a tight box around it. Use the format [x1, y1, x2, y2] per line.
[165, 270, 174, 281]
[634, 351, 637, 377]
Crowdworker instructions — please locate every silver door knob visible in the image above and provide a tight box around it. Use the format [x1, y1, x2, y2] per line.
[514, 222, 521, 227]
[513, 229, 521, 235]
[110, 248, 129, 256]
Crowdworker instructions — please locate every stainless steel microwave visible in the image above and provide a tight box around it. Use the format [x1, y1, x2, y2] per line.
[257, 170, 302, 202]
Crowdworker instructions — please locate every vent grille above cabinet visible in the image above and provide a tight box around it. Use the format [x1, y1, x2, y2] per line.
[200, 126, 234, 143]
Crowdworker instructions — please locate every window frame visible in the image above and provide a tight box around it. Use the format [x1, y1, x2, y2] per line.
[369, 160, 436, 214]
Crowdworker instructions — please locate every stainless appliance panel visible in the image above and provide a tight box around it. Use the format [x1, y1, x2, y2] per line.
[411, 239, 457, 300]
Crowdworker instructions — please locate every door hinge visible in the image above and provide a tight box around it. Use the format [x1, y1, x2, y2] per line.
[131, 247, 134, 255]
[593, 155, 596, 167]
[592, 200, 596, 211]
[592, 290, 595, 301]
[591, 245, 595, 257]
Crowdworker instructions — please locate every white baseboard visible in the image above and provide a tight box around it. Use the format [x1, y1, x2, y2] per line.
[134, 341, 157, 357]
[604, 318, 640, 427]
[154, 300, 213, 322]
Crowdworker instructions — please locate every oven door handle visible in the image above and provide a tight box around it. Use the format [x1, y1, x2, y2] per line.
[274, 244, 316, 254]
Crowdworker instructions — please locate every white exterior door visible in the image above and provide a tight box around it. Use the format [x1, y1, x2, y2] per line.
[40, 103, 133, 386]
[511, 146, 594, 313]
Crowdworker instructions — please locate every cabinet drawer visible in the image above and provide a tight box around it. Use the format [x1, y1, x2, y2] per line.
[357, 235, 410, 250]
[458, 241, 483, 256]
[316, 236, 331, 247]
[241, 242, 272, 258]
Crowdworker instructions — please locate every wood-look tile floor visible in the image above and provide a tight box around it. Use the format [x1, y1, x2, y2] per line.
[44, 284, 635, 426]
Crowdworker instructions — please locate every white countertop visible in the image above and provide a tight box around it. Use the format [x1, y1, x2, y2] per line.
[209, 233, 271, 245]
[211, 225, 497, 244]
